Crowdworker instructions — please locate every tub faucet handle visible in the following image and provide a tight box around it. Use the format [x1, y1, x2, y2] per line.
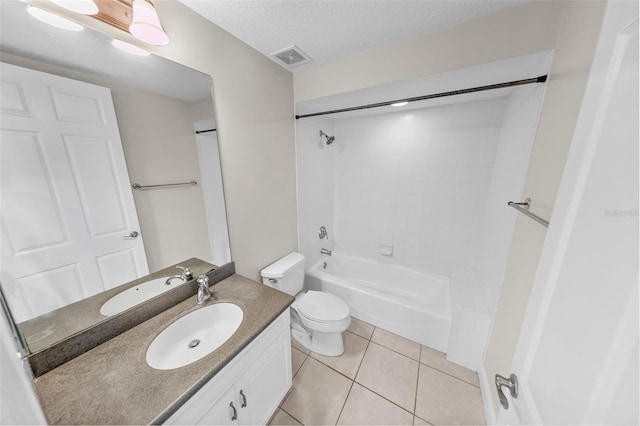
[319, 226, 328, 239]
[321, 248, 332, 256]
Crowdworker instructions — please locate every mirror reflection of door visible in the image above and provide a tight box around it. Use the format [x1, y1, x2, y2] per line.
[1, 62, 149, 322]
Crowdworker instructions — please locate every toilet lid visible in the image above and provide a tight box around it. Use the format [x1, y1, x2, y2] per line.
[296, 291, 350, 323]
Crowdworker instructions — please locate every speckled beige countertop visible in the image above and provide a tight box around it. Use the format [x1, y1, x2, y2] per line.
[33, 274, 294, 425]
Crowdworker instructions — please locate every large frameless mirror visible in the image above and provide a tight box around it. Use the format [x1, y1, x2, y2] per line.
[0, 0, 231, 354]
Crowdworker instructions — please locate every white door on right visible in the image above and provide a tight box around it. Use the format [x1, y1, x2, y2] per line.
[497, 1, 638, 424]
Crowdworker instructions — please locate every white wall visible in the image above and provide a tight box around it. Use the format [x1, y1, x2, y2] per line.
[113, 87, 213, 272]
[294, 1, 564, 102]
[483, 1, 606, 416]
[151, 2, 298, 280]
[296, 115, 335, 271]
[474, 81, 549, 314]
[332, 100, 506, 276]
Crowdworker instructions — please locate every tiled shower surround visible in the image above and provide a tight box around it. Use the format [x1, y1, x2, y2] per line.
[298, 98, 507, 276]
[296, 86, 543, 335]
[332, 99, 506, 276]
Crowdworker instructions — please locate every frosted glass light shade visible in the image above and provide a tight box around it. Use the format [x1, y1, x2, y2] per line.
[49, 0, 99, 15]
[112, 40, 150, 56]
[27, 7, 83, 31]
[129, 0, 169, 46]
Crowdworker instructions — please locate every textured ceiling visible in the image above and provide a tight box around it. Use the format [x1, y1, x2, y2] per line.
[177, 0, 526, 71]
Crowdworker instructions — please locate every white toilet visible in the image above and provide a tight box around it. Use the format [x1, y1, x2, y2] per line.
[261, 252, 350, 356]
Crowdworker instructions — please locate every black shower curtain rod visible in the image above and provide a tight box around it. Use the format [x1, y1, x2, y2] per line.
[195, 128, 217, 134]
[295, 75, 547, 120]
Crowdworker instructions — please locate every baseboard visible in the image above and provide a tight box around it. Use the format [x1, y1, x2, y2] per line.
[478, 363, 497, 425]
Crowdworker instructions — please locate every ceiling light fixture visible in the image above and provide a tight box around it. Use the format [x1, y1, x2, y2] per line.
[27, 6, 84, 31]
[129, 0, 169, 46]
[112, 39, 150, 56]
[49, 0, 99, 15]
[391, 101, 409, 107]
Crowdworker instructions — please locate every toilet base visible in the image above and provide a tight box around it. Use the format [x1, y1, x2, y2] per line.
[291, 327, 345, 357]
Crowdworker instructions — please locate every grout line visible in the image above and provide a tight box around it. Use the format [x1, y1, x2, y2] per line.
[347, 319, 375, 341]
[310, 355, 358, 383]
[306, 330, 370, 382]
[353, 326, 478, 386]
[288, 325, 478, 426]
[352, 337, 417, 416]
[279, 406, 304, 426]
[353, 379, 416, 418]
[282, 348, 309, 410]
[353, 331, 372, 380]
[422, 364, 482, 397]
[367, 330, 422, 363]
[291, 345, 309, 380]
[309, 338, 366, 383]
[414, 414, 436, 426]
[414, 360, 421, 414]
[334, 379, 355, 425]
[418, 360, 480, 388]
[367, 341, 421, 365]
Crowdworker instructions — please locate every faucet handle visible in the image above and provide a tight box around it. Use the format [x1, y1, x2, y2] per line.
[196, 274, 209, 286]
[196, 274, 211, 304]
[176, 266, 193, 280]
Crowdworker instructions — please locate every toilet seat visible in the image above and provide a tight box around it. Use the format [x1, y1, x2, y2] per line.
[295, 290, 350, 323]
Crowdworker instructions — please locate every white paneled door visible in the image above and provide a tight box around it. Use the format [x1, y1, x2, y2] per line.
[0, 62, 148, 322]
[497, 1, 638, 424]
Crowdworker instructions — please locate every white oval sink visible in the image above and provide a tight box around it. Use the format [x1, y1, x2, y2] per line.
[100, 276, 185, 316]
[146, 303, 243, 370]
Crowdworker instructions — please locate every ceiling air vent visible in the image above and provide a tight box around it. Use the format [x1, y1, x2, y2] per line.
[271, 45, 312, 68]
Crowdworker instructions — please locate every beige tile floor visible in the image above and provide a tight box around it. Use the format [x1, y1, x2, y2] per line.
[270, 318, 485, 426]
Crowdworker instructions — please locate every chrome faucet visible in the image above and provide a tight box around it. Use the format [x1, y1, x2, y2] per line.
[321, 248, 332, 256]
[165, 265, 194, 286]
[196, 274, 212, 304]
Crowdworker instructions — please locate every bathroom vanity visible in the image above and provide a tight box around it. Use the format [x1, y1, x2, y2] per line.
[166, 308, 291, 425]
[32, 274, 294, 425]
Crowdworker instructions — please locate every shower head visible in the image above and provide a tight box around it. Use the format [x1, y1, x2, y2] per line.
[320, 130, 335, 145]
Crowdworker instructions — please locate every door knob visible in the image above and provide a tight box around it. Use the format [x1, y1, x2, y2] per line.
[123, 231, 139, 239]
[495, 373, 518, 409]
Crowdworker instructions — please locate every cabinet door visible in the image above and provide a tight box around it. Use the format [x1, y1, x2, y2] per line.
[237, 330, 292, 425]
[196, 387, 239, 426]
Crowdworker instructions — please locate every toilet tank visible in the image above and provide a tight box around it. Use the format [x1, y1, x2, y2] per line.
[260, 252, 305, 296]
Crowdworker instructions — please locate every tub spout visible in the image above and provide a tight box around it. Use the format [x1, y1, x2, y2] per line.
[321, 248, 332, 256]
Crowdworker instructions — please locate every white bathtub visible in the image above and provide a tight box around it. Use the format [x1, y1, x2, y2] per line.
[306, 255, 451, 352]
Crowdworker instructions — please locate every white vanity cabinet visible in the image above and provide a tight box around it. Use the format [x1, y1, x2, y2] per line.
[165, 310, 292, 425]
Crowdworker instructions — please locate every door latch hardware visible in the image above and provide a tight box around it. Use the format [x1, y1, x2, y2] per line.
[495, 373, 518, 409]
[123, 231, 139, 239]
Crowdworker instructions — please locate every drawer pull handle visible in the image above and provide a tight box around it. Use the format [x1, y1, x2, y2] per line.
[230, 402, 237, 421]
[240, 389, 247, 407]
